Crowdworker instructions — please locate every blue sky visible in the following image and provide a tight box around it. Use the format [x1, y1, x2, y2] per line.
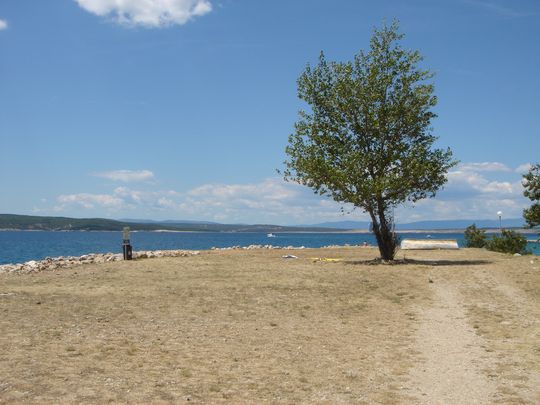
[0, 0, 539, 225]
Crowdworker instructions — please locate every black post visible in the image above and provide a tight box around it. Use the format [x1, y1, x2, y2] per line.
[122, 240, 133, 260]
[122, 227, 133, 260]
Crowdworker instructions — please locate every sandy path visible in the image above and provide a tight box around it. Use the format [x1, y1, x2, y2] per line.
[407, 279, 497, 404]
[470, 268, 540, 404]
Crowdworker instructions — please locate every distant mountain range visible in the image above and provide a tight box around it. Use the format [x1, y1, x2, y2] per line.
[308, 218, 526, 230]
[0, 214, 337, 233]
[120, 218, 220, 225]
[0, 214, 529, 233]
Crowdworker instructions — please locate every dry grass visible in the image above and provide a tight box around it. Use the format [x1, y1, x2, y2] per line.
[0, 247, 539, 404]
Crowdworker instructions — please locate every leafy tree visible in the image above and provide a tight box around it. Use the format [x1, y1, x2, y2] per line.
[464, 224, 486, 248]
[485, 230, 529, 255]
[523, 163, 540, 229]
[283, 21, 456, 260]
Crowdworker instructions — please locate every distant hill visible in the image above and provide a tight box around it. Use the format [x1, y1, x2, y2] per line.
[0, 214, 339, 233]
[308, 220, 371, 229]
[120, 218, 219, 225]
[0, 214, 171, 232]
[2, 214, 527, 233]
[309, 218, 526, 230]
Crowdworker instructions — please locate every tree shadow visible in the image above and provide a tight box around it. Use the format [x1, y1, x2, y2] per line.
[345, 258, 492, 266]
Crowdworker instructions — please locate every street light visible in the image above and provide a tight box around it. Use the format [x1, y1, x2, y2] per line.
[497, 211, 503, 233]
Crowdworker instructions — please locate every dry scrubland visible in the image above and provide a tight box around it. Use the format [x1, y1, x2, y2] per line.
[1, 247, 539, 404]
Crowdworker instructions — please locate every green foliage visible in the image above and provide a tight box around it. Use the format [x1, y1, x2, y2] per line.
[522, 163, 540, 228]
[464, 223, 531, 254]
[464, 224, 486, 248]
[485, 230, 529, 255]
[283, 21, 456, 260]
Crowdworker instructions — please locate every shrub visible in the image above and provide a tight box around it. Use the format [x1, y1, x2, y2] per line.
[464, 224, 487, 248]
[485, 230, 529, 255]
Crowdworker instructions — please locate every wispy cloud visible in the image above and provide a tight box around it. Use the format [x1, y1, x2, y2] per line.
[515, 163, 532, 174]
[74, 0, 212, 28]
[464, 0, 537, 17]
[0, 19, 8, 30]
[50, 161, 532, 223]
[54, 187, 184, 214]
[446, 164, 522, 196]
[458, 162, 511, 172]
[51, 178, 357, 223]
[182, 178, 349, 223]
[92, 169, 155, 183]
[402, 161, 530, 221]
[56, 193, 124, 210]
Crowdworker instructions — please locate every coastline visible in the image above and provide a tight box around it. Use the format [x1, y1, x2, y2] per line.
[0, 244, 370, 273]
[1, 228, 537, 234]
[1, 231, 537, 266]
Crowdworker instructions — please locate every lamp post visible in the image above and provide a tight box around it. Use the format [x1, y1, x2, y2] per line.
[497, 211, 503, 233]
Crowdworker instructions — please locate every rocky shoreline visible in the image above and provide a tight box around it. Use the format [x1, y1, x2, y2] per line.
[0, 244, 364, 275]
[0, 250, 201, 275]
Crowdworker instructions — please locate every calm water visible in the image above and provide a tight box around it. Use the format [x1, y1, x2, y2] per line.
[0, 230, 538, 265]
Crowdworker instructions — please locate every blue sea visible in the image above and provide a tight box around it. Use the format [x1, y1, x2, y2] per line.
[0, 230, 538, 265]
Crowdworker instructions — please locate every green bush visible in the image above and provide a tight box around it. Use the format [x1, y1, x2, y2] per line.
[464, 224, 487, 248]
[485, 230, 529, 255]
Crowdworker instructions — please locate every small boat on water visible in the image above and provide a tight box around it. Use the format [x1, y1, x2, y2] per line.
[267, 233, 277, 238]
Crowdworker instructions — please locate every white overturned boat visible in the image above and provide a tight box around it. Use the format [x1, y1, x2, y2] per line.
[400, 239, 459, 250]
[267, 233, 277, 238]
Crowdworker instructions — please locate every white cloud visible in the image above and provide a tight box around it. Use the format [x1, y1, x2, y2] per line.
[93, 169, 154, 182]
[446, 170, 521, 196]
[444, 161, 530, 198]
[515, 163, 532, 174]
[457, 162, 511, 172]
[182, 178, 359, 223]
[400, 161, 531, 221]
[464, 0, 537, 18]
[74, 0, 212, 28]
[0, 19, 8, 30]
[49, 161, 533, 223]
[55, 186, 187, 214]
[57, 193, 124, 210]
[50, 178, 360, 224]
[401, 196, 526, 222]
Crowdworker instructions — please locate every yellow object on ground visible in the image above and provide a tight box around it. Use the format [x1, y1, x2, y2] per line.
[311, 257, 343, 262]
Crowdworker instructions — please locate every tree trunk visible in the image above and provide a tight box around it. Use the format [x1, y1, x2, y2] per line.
[368, 206, 398, 261]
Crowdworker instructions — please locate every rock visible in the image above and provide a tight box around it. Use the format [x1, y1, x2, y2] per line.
[514, 253, 522, 257]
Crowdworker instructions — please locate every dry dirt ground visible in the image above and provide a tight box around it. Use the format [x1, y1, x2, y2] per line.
[0, 247, 539, 404]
